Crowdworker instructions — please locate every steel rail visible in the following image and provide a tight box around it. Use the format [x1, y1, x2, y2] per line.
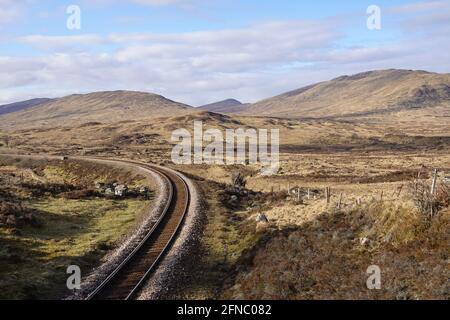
[86, 159, 190, 300]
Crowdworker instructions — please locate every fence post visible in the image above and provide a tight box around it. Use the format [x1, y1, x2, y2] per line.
[430, 169, 439, 218]
[325, 187, 331, 205]
[431, 169, 438, 195]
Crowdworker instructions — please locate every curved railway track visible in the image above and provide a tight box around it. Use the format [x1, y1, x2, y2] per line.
[86, 160, 190, 300]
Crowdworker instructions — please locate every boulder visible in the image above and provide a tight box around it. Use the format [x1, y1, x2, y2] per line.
[94, 182, 105, 190]
[256, 213, 269, 223]
[260, 166, 280, 176]
[115, 185, 128, 197]
[139, 186, 149, 194]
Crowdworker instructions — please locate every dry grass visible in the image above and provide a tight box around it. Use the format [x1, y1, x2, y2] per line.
[1, 80, 449, 300]
[239, 70, 450, 119]
[0, 90, 195, 131]
[409, 179, 450, 220]
[223, 201, 449, 300]
[0, 158, 151, 299]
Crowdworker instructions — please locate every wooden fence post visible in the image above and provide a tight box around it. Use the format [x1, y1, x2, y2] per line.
[430, 169, 439, 218]
[338, 193, 343, 209]
[325, 187, 331, 205]
[431, 169, 438, 196]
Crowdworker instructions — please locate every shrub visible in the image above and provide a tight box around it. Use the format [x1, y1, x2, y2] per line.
[409, 179, 449, 220]
[231, 172, 247, 190]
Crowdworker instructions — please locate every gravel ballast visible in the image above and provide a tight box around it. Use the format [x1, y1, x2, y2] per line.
[68, 159, 171, 300]
[137, 168, 203, 300]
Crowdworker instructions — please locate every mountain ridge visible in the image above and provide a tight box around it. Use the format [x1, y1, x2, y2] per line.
[2, 69, 449, 131]
[237, 69, 450, 118]
[0, 98, 53, 116]
[0, 90, 196, 130]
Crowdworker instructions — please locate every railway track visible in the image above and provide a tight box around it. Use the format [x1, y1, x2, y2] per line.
[86, 160, 190, 300]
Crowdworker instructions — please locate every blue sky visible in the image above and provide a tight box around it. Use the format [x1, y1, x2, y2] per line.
[1, 0, 450, 105]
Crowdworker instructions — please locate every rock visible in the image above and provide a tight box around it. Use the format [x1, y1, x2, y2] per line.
[230, 195, 238, 201]
[94, 182, 105, 189]
[256, 213, 269, 223]
[6, 215, 16, 226]
[360, 237, 371, 247]
[260, 166, 280, 176]
[139, 186, 149, 194]
[115, 185, 128, 197]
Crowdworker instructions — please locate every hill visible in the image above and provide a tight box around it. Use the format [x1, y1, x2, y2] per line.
[238, 69, 450, 119]
[0, 98, 52, 116]
[199, 99, 247, 113]
[0, 91, 195, 130]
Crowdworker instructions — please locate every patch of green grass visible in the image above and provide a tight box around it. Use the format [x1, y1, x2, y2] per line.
[168, 182, 261, 300]
[0, 198, 149, 300]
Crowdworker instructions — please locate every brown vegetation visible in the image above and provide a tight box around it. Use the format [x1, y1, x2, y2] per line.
[223, 200, 449, 300]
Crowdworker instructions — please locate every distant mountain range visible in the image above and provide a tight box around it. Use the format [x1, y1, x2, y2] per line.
[1, 69, 449, 130]
[199, 99, 248, 113]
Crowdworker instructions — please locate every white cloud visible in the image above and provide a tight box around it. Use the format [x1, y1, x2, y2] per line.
[0, 0, 27, 25]
[18, 34, 107, 51]
[1, 1, 450, 106]
[1, 19, 341, 105]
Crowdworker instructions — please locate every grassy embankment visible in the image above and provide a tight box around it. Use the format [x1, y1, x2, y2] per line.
[0, 158, 151, 299]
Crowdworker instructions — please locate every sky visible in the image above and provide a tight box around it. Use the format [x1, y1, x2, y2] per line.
[0, 0, 450, 105]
